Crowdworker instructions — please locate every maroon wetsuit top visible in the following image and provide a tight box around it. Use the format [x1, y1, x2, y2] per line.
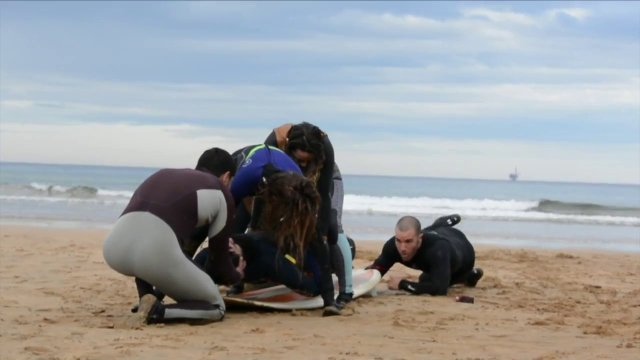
[121, 168, 240, 285]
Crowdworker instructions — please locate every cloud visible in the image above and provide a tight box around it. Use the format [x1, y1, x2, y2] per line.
[0, 100, 175, 117]
[1, 122, 637, 184]
[332, 64, 639, 84]
[166, 6, 633, 70]
[546, 8, 593, 21]
[460, 8, 539, 26]
[167, 1, 258, 21]
[1, 72, 637, 129]
[330, 6, 593, 36]
[1, 3, 636, 183]
[0, 122, 266, 169]
[328, 9, 520, 42]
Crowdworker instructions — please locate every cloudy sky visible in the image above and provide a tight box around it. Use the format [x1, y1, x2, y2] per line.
[1, 1, 638, 184]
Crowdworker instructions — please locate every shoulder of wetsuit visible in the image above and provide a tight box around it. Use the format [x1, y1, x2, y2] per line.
[273, 124, 293, 150]
[261, 162, 284, 183]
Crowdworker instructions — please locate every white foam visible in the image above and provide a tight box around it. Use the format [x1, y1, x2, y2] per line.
[25, 182, 133, 198]
[30, 182, 69, 192]
[0, 195, 130, 206]
[97, 189, 134, 197]
[343, 195, 639, 226]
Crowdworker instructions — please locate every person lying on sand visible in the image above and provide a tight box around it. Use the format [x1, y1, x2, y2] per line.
[223, 144, 307, 296]
[365, 214, 484, 296]
[102, 148, 244, 326]
[193, 232, 325, 299]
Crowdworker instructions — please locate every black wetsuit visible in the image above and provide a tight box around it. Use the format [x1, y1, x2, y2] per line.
[264, 131, 336, 245]
[367, 227, 476, 296]
[194, 232, 323, 297]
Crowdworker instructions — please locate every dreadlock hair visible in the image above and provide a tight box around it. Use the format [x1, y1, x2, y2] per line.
[285, 122, 326, 184]
[260, 171, 321, 271]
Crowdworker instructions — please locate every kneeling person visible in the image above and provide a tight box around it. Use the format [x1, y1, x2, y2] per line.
[366, 215, 483, 296]
[102, 153, 242, 326]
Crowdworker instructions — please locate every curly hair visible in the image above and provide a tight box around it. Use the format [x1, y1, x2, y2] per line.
[285, 122, 326, 184]
[260, 171, 321, 270]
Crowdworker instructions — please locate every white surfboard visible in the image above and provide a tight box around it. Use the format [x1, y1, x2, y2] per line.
[223, 268, 381, 310]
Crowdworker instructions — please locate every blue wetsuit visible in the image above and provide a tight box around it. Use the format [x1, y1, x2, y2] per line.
[231, 144, 302, 205]
[230, 144, 302, 231]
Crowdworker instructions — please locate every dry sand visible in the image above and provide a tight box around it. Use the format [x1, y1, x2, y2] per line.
[0, 225, 639, 360]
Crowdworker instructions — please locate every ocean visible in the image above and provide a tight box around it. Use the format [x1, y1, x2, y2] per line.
[1, 162, 638, 252]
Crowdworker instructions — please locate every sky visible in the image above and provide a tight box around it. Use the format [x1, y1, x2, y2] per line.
[0, 1, 639, 184]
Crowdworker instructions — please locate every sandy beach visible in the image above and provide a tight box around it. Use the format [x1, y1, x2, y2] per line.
[0, 225, 638, 360]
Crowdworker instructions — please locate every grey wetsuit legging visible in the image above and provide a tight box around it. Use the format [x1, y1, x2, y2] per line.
[102, 168, 239, 323]
[330, 163, 353, 294]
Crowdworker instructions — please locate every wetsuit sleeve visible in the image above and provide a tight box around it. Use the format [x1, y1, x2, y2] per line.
[230, 163, 261, 205]
[365, 238, 399, 277]
[264, 131, 278, 147]
[316, 137, 335, 238]
[205, 188, 242, 285]
[398, 241, 451, 296]
[266, 253, 321, 297]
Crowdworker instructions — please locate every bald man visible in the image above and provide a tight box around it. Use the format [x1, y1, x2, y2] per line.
[366, 214, 483, 296]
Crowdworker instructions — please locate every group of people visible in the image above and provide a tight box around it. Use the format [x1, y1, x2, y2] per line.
[101, 122, 484, 326]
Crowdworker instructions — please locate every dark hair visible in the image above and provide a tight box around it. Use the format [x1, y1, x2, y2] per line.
[396, 216, 421, 235]
[196, 148, 236, 177]
[260, 171, 320, 270]
[285, 122, 326, 183]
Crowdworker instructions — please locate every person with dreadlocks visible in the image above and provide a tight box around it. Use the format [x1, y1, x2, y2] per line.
[233, 171, 340, 315]
[264, 123, 354, 309]
[220, 144, 341, 316]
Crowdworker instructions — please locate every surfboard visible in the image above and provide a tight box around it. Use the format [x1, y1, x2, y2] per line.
[223, 268, 381, 310]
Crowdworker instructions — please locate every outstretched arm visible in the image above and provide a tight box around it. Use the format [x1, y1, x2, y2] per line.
[365, 237, 400, 277]
[398, 241, 451, 296]
[204, 189, 242, 285]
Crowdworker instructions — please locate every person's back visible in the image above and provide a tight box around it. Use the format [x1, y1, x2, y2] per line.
[230, 144, 302, 205]
[122, 168, 223, 243]
[102, 148, 243, 326]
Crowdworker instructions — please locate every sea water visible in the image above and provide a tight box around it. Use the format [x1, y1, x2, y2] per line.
[1, 162, 638, 252]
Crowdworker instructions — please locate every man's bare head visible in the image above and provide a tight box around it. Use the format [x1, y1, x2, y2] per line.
[396, 216, 421, 236]
[394, 216, 422, 261]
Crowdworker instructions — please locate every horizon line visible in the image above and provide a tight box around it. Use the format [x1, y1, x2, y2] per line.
[1, 160, 638, 187]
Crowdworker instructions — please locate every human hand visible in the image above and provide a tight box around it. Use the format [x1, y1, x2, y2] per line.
[387, 276, 407, 290]
[229, 238, 242, 256]
[235, 256, 247, 279]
